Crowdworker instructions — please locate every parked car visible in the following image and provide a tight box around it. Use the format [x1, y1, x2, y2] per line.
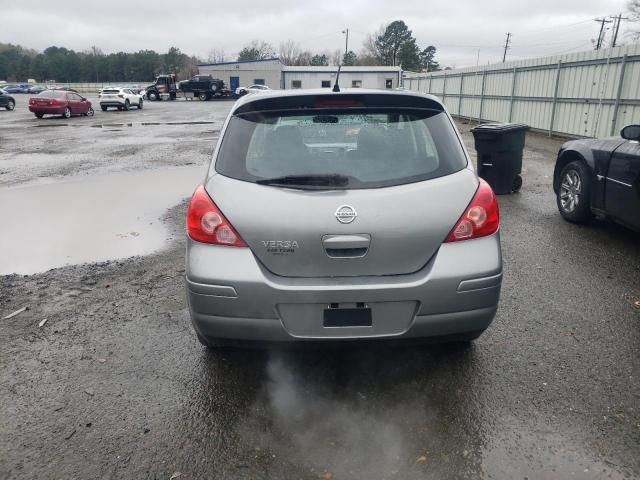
[50, 87, 80, 93]
[2, 85, 24, 94]
[98, 87, 143, 111]
[235, 84, 271, 97]
[28, 90, 94, 118]
[553, 124, 640, 231]
[185, 89, 502, 348]
[27, 85, 46, 94]
[0, 88, 16, 111]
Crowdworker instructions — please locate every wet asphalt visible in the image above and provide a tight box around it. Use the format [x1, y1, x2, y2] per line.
[0, 95, 639, 480]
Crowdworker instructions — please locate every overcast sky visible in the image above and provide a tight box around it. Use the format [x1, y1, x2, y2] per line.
[1, 0, 634, 67]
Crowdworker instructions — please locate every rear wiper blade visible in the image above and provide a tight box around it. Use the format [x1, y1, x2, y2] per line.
[256, 174, 350, 187]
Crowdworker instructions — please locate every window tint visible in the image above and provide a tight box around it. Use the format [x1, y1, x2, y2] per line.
[215, 109, 467, 189]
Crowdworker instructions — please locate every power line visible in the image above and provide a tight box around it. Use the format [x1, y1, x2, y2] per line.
[514, 17, 599, 39]
[502, 32, 512, 63]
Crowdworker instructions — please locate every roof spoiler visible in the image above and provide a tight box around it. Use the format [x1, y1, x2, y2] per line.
[233, 93, 444, 115]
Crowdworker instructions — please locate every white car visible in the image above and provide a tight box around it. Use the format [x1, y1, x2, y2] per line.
[235, 84, 271, 97]
[99, 87, 143, 111]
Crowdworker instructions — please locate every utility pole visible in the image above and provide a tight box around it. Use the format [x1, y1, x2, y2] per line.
[610, 14, 629, 48]
[502, 33, 511, 63]
[594, 18, 612, 49]
[342, 29, 349, 58]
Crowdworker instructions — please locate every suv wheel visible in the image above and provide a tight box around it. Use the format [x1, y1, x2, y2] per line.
[124, 100, 130, 111]
[6, 100, 15, 111]
[101, 105, 108, 111]
[63, 107, 71, 119]
[557, 160, 593, 223]
[137, 99, 143, 109]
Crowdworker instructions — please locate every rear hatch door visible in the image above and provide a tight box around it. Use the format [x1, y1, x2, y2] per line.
[207, 170, 477, 277]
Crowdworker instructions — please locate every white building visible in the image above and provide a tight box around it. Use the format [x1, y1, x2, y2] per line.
[283, 65, 402, 90]
[197, 58, 402, 92]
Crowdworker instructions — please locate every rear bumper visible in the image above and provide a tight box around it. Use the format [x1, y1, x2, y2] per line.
[28, 105, 65, 114]
[188, 306, 497, 343]
[186, 232, 502, 342]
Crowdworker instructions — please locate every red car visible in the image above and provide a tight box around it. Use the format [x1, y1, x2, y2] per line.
[28, 90, 94, 119]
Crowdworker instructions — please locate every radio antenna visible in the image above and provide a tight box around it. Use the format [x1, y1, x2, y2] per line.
[333, 64, 342, 92]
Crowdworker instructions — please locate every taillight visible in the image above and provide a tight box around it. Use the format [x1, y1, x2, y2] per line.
[118, 94, 124, 98]
[186, 185, 247, 247]
[445, 178, 499, 242]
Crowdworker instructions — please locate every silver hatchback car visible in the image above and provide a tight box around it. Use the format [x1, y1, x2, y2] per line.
[186, 89, 502, 347]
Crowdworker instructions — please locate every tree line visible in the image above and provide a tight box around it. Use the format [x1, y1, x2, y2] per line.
[235, 21, 441, 72]
[0, 44, 199, 83]
[0, 20, 440, 83]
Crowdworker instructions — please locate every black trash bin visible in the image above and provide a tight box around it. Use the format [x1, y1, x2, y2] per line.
[470, 123, 529, 194]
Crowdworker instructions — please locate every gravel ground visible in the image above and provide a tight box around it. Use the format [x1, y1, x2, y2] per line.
[0, 95, 639, 480]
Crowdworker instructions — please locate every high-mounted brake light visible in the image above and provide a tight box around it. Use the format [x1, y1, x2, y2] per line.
[186, 185, 247, 247]
[313, 97, 365, 109]
[445, 178, 499, 242]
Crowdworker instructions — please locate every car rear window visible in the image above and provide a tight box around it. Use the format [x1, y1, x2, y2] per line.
[37, 90, 66, 99]
[102, 89, 120, 94]
[215, 108, 467, 189]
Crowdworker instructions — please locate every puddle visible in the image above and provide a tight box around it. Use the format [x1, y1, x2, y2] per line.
[0, 166, 205, 275]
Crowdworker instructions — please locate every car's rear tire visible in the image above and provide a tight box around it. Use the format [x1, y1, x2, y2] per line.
[86, 107, 94, 117]
[196, 333, 231, 350]
[101, 105, 108, 111]
[35, 112, 44, 118]
[452, 330, 485, 342]
[6, 100, 15, 111]
[557, 160, 593, 224]
[124, 100, 130, 111]
[199, 93, 208, 101]
[63, 107, 71, 119]
[137, 99, 143, 109]
[512, 174, 523, 193]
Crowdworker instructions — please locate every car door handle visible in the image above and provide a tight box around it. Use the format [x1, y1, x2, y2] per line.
[322, 234, 370, 258]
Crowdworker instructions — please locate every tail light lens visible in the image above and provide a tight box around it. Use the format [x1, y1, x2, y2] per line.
[445, 178, 499, 242]
[118, 94, 124, 98]
[187, 185, 247, 247]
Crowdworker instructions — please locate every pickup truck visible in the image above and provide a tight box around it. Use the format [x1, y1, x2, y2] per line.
[178, 75, 231, 101]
